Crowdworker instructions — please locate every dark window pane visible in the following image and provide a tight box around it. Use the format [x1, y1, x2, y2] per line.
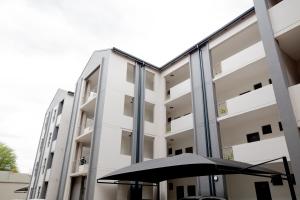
[168, 148, 172, 155]
[262, 124, 272, 134]
[168, 183, 173, 190]
[269, 78, 272, 84]
[247, 132, 260, 143]
[185, 147, 193, 153]
[187, 185, 196, 196]
[278, 122, 283, 131]
[254, 83, 262, 90]
[175, 149, 183, 155]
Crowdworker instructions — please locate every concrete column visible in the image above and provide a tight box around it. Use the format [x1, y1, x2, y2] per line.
[253, 0, 300, 197]
[85, 57, 109, 200]
[190, 45, 225, 197]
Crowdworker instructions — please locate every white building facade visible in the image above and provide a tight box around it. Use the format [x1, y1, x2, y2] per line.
[27, 89, 74, 200]
[31, 0, 300, 199]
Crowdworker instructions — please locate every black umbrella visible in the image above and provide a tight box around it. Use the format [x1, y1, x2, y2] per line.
[98, 153, 280, 183]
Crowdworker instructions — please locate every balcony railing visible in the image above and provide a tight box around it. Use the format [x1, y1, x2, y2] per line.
[217, 85, 276, 119]
[232, 136, 289, 164]
[214, 42, 265, 80]
[73, 157, 90, 174]
[167, 113, 193, 134]
[269, 0, 300, 37]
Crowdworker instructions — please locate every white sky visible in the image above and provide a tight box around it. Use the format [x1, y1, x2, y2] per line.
[0, 0, 253, 174]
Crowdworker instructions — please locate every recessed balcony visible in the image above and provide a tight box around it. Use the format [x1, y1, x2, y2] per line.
[223, 136, 289, 164]
[71, 157, 89, 177]
[166, 79, 191, 102]
[217, 85, 276, 121]
[289, 83, 300, 127]
[80, 93, 96, 115]
[213, 41, 265, 81]
[269, 0, 300, 61]
[76, 126, 93, 144]
[166, 113, 193, 134]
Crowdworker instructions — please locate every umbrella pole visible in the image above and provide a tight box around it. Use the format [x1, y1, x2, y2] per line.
[283, 157, 296, 200]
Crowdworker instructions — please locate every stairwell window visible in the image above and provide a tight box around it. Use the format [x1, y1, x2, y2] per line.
[254, 83, 262, 90]
[246, 132, 260, 143]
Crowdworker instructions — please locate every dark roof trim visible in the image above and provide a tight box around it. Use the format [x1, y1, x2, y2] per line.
[160, 7, 255, 70]
[112, 47, 160, 71]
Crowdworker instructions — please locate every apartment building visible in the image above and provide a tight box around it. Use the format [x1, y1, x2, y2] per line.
[27, 0, 300, 199]
[27, 89, 74, 200]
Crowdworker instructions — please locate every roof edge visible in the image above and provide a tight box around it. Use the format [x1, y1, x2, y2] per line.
[160, 6, 255, 70]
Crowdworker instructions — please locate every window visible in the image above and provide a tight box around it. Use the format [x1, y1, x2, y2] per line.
[168, 148, 172, 155]
[123, 95, 134, 117]
[176, 186, 184, 200]
[262, 125, 272, 135]
[239, 91, 250, 95]
[279, 122, 283, 131]
[126, 63, 135, 83]
[144, 136, 154, 159]
[187, 185, 196, 196]
[53, 127, 59, 141]
[168, 183, 173, 190]
[120, 131, 131, 156]
[144, 102, 154, 123]
[254, 83, 262, 90]
[185, 147, 193, 153]
[37, 186, 41, 198]
[175, 149, 182, 155]
[247, 132, 260, 143]
[42, 159, 46, 174]
[145, 70, 155, 91]
[268, 78, 272, 84]
[57, 100, 64, 115]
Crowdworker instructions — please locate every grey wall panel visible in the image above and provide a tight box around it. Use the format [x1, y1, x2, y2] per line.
[201, 44, 226, 197]
[254, 0, 300, 197]
[190, 49, 211, 196]
[85, 57, 109, 200]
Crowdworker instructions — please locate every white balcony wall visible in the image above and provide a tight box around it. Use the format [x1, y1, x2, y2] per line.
[55, 114, 61, 126]
[233, 136, 289, 164]
[169, 79, 191, 100]
[215, 42, 265, 79]
[50, 140, 56, 153]
[289, 83, 300, 127]
[45, 169, 51, 182]
[219, 85, 276, 119]
[170, 113, 193, 134]
[269, 0, 300, 36]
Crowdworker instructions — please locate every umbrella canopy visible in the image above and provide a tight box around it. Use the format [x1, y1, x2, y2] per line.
[98, 153, 280, 183]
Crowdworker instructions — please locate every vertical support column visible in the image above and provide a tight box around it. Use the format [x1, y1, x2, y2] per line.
[131, 62, 145, 200]
[190, 48, 212, 196]
[253, 0, 300, 197]
[201, 44, 226, 197]
[190, 45, 225, 197]
[85, 57, 109, 200]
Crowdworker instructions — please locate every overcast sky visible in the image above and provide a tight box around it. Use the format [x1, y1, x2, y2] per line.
[0, 0, 253, 174]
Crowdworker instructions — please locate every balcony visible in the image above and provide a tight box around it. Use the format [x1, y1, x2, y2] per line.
[224, 136, 289, 164]
[167, 79, 191, 101]
[56, 114, 61, 126]
[76, 126, 93, 144]
[71, 158, 89, 177]
[167, 113, 193, 134]
[213, 42, 265, 80]
[269, 0, 300, 37]
[81, 92, 96, 115]
[45, 169, 51, 182]
[50, 140, 56, 153]
[217, 85, 276, 121]
[289, 83, 300, 127]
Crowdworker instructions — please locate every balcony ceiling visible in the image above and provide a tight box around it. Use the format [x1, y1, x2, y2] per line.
[210, 23, 261, 67]
[277, 25, 300, 61]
